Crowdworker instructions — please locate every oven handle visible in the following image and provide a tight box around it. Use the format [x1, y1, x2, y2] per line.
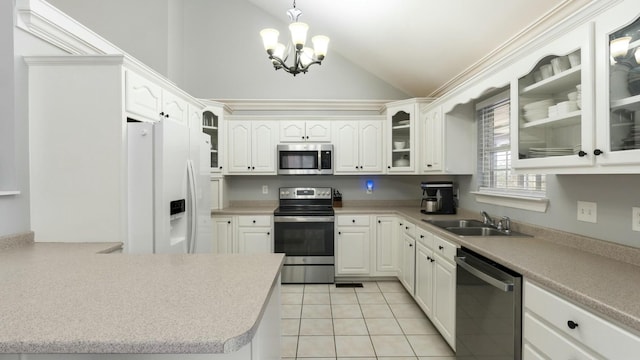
[455, 256, 514, 292]
[274, 216, 335, 223]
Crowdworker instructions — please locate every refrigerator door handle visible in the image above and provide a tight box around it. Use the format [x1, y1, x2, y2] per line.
[186, 160, 198, 253]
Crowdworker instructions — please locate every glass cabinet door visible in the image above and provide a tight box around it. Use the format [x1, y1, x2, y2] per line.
[606, 16, 640, 157]
[202, 110, 219, 172]
[387, 103, 416, 173]
[513, 23, 594, 170]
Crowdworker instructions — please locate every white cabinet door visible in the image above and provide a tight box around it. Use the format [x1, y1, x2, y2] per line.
[212, 216, 234, 253]
[251, 121, 277, 173]
[306, 121, 331, 142]
[374, 216, 398, 274]
[279, 121, 306, 142]
[125, 70, 161, 121]
[400, 233, 416, 295]
[360, 120, 384, 173]
[415, 241, 434, 317]
[227, 121, 252, 173]
[333, 121, 360, 173]
[422, 107, 443, 172]
[162, 90, 188, 124]
[432, 254, 456, 347]
[336, 226, 371, 275]
[237, 226, 272, 254]
[386, 102, 417, 173]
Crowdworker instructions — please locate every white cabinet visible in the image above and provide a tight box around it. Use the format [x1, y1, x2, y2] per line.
[373, 216, 398, 276]
[432, 242, 456, 348]
[212, 215, 272, 254]
[399, 219, 416, 294]
[523, 279, 640, 359]
[280, 120, 331, 142]
[226, 120, 278, 174]
[414, 228, 435, 317]
[421, 106, 443, 172]
[332, 120, 384, 174]
[336, 215, 371, 275]
[124, 70, 188, 124]
[593, 2, 640, 170]
[386, 99, 432, 173]
[212, 216, 234, 253]
[237, 216, 272, 254]
[202, 104, 225, 173]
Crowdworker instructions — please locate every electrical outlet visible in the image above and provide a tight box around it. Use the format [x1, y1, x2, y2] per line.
[577, 201, 597, 223]
[633, 207, 640, 232]
[262, 185, 268, 194]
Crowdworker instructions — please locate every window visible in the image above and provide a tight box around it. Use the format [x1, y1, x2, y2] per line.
[476, 90, 546, 199]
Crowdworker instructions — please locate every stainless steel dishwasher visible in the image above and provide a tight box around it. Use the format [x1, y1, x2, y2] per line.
[454, 247, 522, 360]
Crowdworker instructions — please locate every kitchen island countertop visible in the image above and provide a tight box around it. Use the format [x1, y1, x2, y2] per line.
[0, 240, 284, 354]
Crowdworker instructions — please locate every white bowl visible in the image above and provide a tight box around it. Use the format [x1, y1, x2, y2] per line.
[393, 141, 406, 150]
[393, 158, 410, 167]
[540, 64, 554, 79]
[567, 91, 578, 101]
[551, 56, 571, 75]
[568, 51, 581, 67]
[524, 99, 554, 111]
[524, 111, 547, 122]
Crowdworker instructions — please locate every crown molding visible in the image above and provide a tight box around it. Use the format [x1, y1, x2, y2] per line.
[429, 0, 619, 98]
[216, 99, 391, 114]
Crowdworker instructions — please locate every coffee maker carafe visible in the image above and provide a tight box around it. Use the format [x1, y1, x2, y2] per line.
[420, 181, 456, 214]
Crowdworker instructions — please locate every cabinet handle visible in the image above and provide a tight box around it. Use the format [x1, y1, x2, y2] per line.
[338, 231, 341, 235]
[438, 245, 444, 250]
[409, 243, 413, 247]
[405, 226, 409, 230]
[302, 136, 305, 140]
[427, 164, 432, 167]
[267, 232, 270, 236]
[165, 113, 169, 118]
[227, 220, 231, 224]
[577, 150, 587, 157]
[430, 258, 435, 263]
[352, 219, 356, 223]
[253, 220, 256, 224]
[355, 166, 359, 170]
[160, 112, 165, 116]
[378, 220, 381, 224]
[387, 166, 391, 169]
[219, 166, 223, 169]
[252, 166, 255, 170]
[567, 320, 579, 329]
[306, 136, 309, 139]
[420, 235, 424, 238]
[247, 166, 251, 170]
[594, 149, 603, 156]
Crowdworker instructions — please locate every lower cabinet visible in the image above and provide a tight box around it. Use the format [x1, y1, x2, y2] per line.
[336, 215, 371, 275]
[415, 241, 434, 317]
[432, 243, 456, 348]
[212, 215, 272, 254]
[523, 279, 640, 359]
[400, 232, 416, 295]
[373, 216, 399, 276]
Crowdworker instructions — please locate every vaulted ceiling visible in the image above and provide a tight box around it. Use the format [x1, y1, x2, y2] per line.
[247, 0, 585, 97]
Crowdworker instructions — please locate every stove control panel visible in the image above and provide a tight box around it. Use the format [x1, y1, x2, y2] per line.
[279, 187, 333, 199]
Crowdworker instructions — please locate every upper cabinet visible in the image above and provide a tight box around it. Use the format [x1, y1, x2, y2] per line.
[279, 120, 331, 142]
[202, 105, 225, 173]
[386, 100, 425, 174]
[124, 70, 188, 124]
[594, 1, 640, 169]
[332, 119, 384, 174]
[512, 23, 595, 171]
[226, 120, 278, 174]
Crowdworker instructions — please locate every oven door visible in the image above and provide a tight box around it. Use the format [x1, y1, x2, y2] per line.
[274, 216, 334, 257]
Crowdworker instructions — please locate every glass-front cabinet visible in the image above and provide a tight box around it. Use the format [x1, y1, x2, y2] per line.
[512, 23, 595, 171]
[202, 104, 224, 173]
[594, 1, 640, 168]
[386, 99, 426, 173]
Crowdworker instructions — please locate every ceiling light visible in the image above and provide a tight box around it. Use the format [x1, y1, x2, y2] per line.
[260, 1, 329, 76]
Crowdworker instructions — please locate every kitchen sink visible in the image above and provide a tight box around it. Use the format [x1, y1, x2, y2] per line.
[422, 219, 486, 228]
[422, 219, 531, 237]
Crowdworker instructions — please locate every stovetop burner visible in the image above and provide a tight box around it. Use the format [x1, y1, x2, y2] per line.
[274, 187, 334, 217]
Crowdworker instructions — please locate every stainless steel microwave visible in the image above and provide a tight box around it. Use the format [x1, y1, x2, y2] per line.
[277, 144, 333, 175]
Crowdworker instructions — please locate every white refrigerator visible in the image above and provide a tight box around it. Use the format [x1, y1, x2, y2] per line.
[126, 118, 212, 254]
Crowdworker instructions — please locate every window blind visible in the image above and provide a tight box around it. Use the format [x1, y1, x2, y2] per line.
[476, 93, 546, 196]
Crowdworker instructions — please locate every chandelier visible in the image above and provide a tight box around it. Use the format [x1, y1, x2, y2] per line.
[259, 1, 329, 76]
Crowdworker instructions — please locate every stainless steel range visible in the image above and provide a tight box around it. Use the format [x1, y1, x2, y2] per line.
[274, 187, 335, 284]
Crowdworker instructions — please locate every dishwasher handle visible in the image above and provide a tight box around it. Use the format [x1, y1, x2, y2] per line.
[455, 256, 514, 292]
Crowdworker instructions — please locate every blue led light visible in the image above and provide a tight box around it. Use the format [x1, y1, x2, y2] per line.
[366, 180, 374, 191]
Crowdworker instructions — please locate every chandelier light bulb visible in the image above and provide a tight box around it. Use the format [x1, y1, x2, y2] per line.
[289, 22, 309, 49]
[300, 47, 315, 67]
[312, 35, 330, 59]
[259, 28, 279, 52]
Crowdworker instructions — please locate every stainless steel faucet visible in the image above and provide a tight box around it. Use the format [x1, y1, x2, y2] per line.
[497, 216, 511, 234]
[481, 211, 495, 227]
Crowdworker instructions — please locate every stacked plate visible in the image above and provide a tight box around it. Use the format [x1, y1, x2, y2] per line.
[576, 84, 582, 109]
[620, 125, 640, 150]
[528, 144, 581, 158]
[523, 99, 554, 122]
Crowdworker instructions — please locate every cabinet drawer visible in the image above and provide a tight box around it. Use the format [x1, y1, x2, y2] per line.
[238, 215, 271, 227]
[416, 227, 434, 249]
[398, 219, 416, 238]
[433, 235, 457, 263]
[524, 280, 640, 359]
[524, 311, 598, 360]
[337, 215, 370, 227]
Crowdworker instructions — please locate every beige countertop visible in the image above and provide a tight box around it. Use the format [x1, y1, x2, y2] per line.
[214, 203, 640, 332]
[0, 240, 284, 354]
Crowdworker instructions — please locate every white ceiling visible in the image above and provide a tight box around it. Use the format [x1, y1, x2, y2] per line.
[247, 0, 571, 97]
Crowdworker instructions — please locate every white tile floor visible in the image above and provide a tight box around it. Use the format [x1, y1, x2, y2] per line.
[281, 280, 456, 359]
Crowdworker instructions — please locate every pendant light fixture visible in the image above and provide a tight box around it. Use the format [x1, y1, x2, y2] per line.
[260, 1, 329, 76]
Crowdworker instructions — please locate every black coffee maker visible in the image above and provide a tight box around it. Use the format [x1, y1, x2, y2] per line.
[420, 181, 456, 214]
